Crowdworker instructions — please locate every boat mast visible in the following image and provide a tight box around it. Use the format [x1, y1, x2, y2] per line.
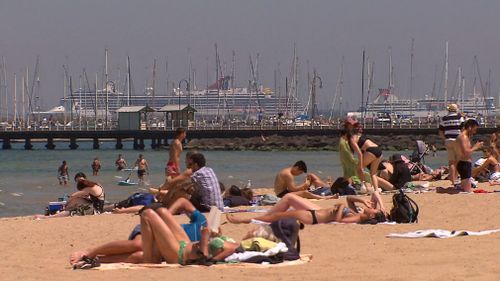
[22, 75, 25, 128]
[361, 49, 365, 118]
[0, 57, 6, 122]
[444, 41, 449, 107]
[388, 47, 394, 114]
[127, 56, 131, 106]
[409, 38, 414, 116]
[152, 58, 157, 108]
[105, 49, 109, 129]
[13, 73, 17, 126]
[95, 73, 98, 130]
[329, 56, 344, 121]
[215, 43, 220, 122]
[365, 59, 373, 115]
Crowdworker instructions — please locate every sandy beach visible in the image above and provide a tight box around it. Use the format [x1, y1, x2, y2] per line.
[1, 181, 499, 281]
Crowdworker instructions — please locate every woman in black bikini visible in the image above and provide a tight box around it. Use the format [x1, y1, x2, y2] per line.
[348, 130, 383, 193]
[34, 172, 105, 219]
[226, 192, 388, 225]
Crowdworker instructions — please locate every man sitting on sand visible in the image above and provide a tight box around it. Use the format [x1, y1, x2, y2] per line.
[274, 160, 336, 199]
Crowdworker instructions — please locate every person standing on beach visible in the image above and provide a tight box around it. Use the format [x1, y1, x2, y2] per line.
[134, 154, 149, 183]
[439, 103, 465, 185]
[115, 154, 127, 171]
[91, 157, 101, 176]
[58, 160, 69, 186]
[166, 127, 186, 177]
[455, 119, 483, 192]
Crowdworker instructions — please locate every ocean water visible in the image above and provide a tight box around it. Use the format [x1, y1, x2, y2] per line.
[0, 140, 450, 217]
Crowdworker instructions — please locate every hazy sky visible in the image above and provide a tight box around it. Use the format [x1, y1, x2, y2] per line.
[1, 0, 500, 112]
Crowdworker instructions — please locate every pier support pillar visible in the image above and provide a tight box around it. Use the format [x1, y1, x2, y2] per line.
[157, 138, 163, 148]
[24, 138, 33, 150]
[138, 138, 145, 150]
[164, 137, 169, 147]
[133, 138, 139, 150]
[69, 138, 79, 150]
[46, 138, 55, 150]
[2, 138, 12, 149]
[115, 138, 123, 149]
[93, 138, 100, 149]
[151, 138, 157, 149]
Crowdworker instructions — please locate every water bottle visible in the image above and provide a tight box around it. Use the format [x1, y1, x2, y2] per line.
[246, 180, 252, 189]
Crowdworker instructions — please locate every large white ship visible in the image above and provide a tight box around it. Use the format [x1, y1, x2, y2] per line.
[59, 76, 305, 120]
[352, 88, 496, 118]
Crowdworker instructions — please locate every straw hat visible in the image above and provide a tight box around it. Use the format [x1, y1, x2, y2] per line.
[446, 103, 458, 112]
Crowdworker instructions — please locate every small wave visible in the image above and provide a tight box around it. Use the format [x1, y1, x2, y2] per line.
[11, 192, 23, 197]
[0, 202, 5, 206]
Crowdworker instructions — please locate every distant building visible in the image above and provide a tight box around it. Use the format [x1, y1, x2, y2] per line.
[116, 105, 155, 130]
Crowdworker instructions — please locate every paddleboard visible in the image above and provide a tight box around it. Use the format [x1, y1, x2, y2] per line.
[122, 168, 138, 172]
[118, 181, 139, 186]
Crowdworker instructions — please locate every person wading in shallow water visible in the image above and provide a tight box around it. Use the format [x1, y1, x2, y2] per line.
[58, 160, 69, 186]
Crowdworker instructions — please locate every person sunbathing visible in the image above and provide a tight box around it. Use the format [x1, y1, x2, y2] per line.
[70, 197, 209, 268]
[226, 191, 387, 225]
[472, 147, 500, 181]
[140, 207, 239, 265]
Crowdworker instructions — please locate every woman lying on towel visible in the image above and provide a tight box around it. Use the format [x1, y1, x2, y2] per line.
[140, 206, 239, 265]
[226, 191, 388, 225]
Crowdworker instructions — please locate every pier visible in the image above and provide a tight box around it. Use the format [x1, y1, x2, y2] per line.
[0, 126, 497, 150]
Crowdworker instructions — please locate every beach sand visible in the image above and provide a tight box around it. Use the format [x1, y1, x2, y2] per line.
[1, 180, 499, 281]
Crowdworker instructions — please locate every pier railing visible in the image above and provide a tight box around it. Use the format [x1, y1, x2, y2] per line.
[2, 116, 498, 132]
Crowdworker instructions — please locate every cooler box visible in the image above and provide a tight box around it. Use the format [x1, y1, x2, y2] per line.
[48, 201, 66, 213]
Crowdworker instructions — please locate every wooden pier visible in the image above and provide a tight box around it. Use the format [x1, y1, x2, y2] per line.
[0, 127, 496, 150]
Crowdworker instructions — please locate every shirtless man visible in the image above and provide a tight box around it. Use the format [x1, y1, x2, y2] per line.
[274, 161, 334, 200]
[455, 119, 483, 192]
[166, 128, 186, 177]
[58, 160, 69, 186]
[134, 154, 149, 182]
[91, 157, 101, 176]
[115, 154, 127, 171]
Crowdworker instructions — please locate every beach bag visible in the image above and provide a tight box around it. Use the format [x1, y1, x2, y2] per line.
[390, 190, 419, 223]
[331, 177, 357, 196]
[270, 218, 302, 260]
[117, 193, 155, 208]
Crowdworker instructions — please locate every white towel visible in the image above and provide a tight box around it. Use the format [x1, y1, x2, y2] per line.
[386, 229, 500, 239]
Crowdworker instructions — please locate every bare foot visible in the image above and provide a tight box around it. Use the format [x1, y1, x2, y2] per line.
[33, 214, 46, 220]
[69, 250, 89, 265]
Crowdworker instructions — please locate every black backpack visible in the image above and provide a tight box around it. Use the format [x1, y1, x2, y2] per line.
[390, 190, 419, 223]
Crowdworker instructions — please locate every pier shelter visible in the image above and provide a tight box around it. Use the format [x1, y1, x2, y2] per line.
[158, 104, 197, 128]
[116, 106, 155, 130]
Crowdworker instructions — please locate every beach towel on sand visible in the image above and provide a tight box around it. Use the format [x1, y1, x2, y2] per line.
[386, 229, 500, 239]
[89, 254, 312, 270]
